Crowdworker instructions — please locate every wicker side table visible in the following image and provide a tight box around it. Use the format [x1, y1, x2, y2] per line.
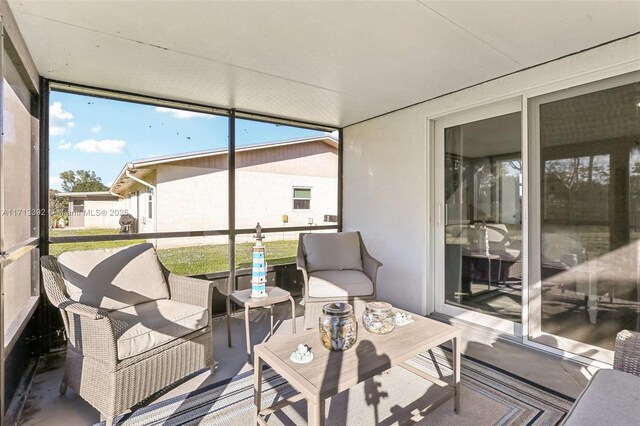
[229, 286, 296, 363]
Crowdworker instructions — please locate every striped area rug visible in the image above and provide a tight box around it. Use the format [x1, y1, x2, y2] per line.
[98, 348, 574, 425]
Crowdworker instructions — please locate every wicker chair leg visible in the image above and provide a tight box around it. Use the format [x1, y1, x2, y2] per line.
[100, 413, 114, 426]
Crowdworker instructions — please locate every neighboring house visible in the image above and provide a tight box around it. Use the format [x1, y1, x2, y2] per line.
[56, 191, 123, 229]
[106, 135, 338, 245]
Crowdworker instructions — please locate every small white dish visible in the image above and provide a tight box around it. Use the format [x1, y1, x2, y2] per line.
[290, 351, 314, 364]
[290, 344, 314, 364]
[394, 312, 414, 326]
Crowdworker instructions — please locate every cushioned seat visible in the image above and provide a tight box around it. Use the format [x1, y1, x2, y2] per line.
[111, 299, 209, 360]
[563, 369, 640, 425]
[308, 270, 374, 298]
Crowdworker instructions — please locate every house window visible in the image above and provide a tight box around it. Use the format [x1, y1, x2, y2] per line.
[148, 191, 153, 219]
[293, 187, 311, 210]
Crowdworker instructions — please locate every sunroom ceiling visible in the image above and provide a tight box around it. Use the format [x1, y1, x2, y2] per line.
[8, 1, 640, 128]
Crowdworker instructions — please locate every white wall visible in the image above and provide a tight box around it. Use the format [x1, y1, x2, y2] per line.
[343, 35, 640, 316]
[84, 199, 124, 229]
[152, 165, 227, 246]
[235, 170, 337, 230]
[153, 164, 337, 247]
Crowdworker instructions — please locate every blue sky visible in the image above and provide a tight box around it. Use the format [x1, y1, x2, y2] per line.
[49, 91, 330, 191]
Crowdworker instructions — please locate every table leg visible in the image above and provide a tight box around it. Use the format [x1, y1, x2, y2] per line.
[577, 271, 598, 324]
[269, 305, 274, 338]
[453, 335, 461, 413]
[307, 398, 325, 426]
[245, 305, 252, 364]
[587, 273, 598, 324]
[226, 296, 232, 348]
[253, 355, 263, 425]
[290, 296, 296, 334]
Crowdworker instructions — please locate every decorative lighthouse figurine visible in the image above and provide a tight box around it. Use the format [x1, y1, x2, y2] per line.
[251, 223, 268, 298]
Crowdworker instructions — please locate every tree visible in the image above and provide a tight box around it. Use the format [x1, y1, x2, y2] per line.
[48, 189, 68, 228]
[60, 169, 109, 192]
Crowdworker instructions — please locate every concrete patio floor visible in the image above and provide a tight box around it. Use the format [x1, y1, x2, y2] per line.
[16, 302, 596, 425]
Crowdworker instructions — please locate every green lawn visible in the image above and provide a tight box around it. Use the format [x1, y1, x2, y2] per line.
[49, 228, 146, 257]
[49, 228, 298, 275]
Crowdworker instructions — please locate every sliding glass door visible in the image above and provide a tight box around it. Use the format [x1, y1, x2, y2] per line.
[528, 73, 640, 361]
[434, 99, 523, 334]
[433, 72, 640, 361]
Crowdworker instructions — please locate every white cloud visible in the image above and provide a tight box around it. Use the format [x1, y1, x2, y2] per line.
[155, 106, 212, 119]
[49, 102, 75, 136]
[58, 140, 72, 150]
[91, 124, 101, 133]
[50, 102, 73, 121]
[73, 139, 126, 154]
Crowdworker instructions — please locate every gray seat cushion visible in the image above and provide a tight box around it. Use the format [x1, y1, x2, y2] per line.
[303, 232, 363, 273]
[308, 270, 374, 298]
[57, 243, 169, 311]
[110, 299, 209, 360]
[563, 369, 640, 425]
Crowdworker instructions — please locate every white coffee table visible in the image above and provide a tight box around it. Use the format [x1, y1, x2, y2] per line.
[253, 311, 461, 425]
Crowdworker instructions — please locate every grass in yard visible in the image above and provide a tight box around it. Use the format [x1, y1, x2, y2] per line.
[49, 228, 145, 257]
[157, 244, 230, 275]
[235, 240, 298, 270]
[51, 228, 122, 237]
[159, 240, 298, 275]
[48, 228, 298, 276]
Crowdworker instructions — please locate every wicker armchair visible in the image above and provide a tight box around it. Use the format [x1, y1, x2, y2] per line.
[40, 244, 215, 426]
[297, 231, 382, 329]
[613, 329, 640, 375]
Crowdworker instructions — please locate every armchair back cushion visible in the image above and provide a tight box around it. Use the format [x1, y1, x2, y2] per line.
[57, 243, 169, 311]
[303, 232, 363, 273]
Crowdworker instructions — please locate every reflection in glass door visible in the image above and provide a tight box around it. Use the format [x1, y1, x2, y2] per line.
[530, 77, 640, 357]
[438, 107, 523, 326]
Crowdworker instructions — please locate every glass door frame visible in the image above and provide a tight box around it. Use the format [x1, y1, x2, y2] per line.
[525, 70, 640, 364]
[433, 97, 524, 336]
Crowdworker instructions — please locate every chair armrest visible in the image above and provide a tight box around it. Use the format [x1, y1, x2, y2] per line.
[296, 235, 306, 271]
[614, 330, 640, 376]
[296, 234, 310, 300]
[59, 300, 109, 320]
[167, 273, 215, 310]
[362, 252, 382, 287]
[356, 231, 382, 286]
[64, 307, 118, 368]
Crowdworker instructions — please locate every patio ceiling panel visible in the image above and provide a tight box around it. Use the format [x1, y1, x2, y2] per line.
[424, 1, 640, 66]
[7, 1, 640, 127]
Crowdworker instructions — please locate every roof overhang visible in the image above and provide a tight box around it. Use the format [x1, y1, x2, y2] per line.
[109, 135, 338, 195]
[55, 191, 119, 199]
